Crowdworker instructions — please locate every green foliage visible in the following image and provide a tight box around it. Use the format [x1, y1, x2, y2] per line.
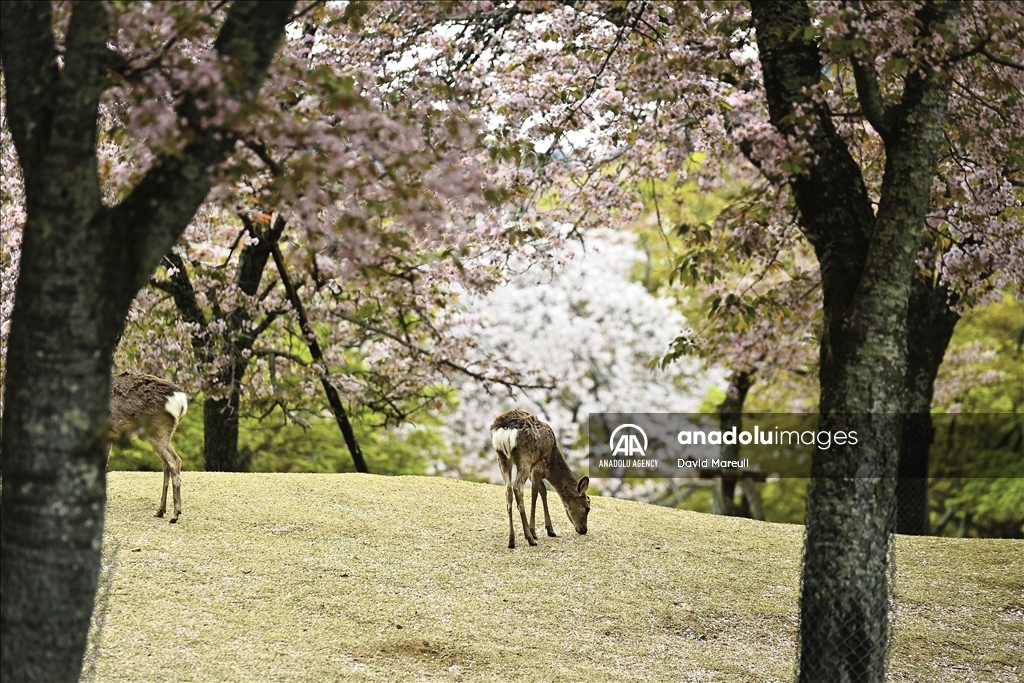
[929, 295, 1024, 538]
[633, 170, 726, 297]
[935, 295, 1024, 413]
[108, 395, 451, 476]
[930, 413, 1024, 538]
[668, 475, 809, 526]
[697, 384, 727, 413]
[758, 479, 810, 525]
[241, 408, 452, 475]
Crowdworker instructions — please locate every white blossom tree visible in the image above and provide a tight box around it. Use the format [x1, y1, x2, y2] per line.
[444, 229, 708, 482]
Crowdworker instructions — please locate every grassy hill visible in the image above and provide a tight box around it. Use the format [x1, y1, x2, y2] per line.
[82, 473, 1021, 682]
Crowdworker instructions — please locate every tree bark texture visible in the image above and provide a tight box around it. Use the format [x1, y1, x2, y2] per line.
[750, 2, 961, 681]
[898, 279, 960, 535]
[0, 3, 295, 680]
[203, 395, 243, 472]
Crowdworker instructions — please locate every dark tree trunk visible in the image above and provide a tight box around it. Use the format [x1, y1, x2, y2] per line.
[0, 3, 294, 679]
[203, 395, 243, 472]
[750, 2, 960, 681]
[716, 371, 753, 516]
[898, 279, 960, 535]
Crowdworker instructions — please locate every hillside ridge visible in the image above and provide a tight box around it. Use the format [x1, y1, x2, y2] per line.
[81, 472, 1021, 683]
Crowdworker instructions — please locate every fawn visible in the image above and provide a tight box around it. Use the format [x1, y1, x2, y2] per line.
[109, 371, 188, 522]
[490, 409, 590, 548]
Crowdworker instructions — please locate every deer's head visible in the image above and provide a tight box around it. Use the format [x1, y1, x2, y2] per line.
[562, 476, 591, 534]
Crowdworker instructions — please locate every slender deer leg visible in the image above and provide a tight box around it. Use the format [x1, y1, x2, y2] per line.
[534, 475, 556, 537]
[154, 446, 183, 523]
[168, 447, 182, 522]
[157, 464, 170, 518]
[530, 481, 538, 537]
[513, 468, 537, 546]
[497, 452, 516, 548]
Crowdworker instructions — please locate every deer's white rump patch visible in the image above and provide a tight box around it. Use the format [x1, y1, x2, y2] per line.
[491, 427, 518, 457]
[165, 392, 189, 421]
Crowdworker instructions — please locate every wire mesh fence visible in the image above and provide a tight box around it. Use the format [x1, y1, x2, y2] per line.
[790, 479, 923, 683]
[80, 532, 120, 683]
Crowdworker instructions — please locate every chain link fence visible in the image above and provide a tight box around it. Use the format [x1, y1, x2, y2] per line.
[80, 532, 120, 683]
[791, 479, 905, 683]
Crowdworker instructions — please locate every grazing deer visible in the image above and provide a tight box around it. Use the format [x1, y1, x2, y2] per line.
[109, 371, 188, 523]
[490, 409, 590, 548]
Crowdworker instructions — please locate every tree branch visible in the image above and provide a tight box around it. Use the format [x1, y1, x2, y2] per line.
[246, 308, 285, 342]
[750, 0, 876, 307]
[849, 53, 892, 138]
[250, 348, 310, 366]
[267, 229, 369, 473]
[846, 1, 893, 139]
[328, 307, 552, 392]
[104, 1, 296, 315]
[978, 43, 1024, 71]
[159, 252, 210, 330]
[0, 1, 60, 189]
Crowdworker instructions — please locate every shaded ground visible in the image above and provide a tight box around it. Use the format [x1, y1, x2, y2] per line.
[82, 473, 1021, 682]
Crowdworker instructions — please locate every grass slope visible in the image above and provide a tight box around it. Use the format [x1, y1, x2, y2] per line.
[83, 473, 1022, 682]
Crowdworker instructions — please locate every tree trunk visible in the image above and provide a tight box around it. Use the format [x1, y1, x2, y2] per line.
[0, 3, 294, 679]
[1, 6, 120, 678]
[203, 394, 243, 472]
[0, 176, 115, 683]
[897, 279, 960, 535]
[716, 371, 752, 516]
[750, 2, 961, 681]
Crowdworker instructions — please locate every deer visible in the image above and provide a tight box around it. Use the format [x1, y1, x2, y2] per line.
[109, 371, 189, 523]
[490, 409, 590, 548]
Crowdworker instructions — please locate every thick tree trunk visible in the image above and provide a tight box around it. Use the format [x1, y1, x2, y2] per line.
[0, 3, 294, 679]
[0, 168, 115, 683]
[1, 6, 119, 679]
[750, 2, 960, 681]
[898, 279, 960, 535]
[201, 352, 251, 473]
[1, 285, 113, 683]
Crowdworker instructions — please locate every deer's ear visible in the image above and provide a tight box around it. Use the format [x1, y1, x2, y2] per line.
[577, 476, 589, 494]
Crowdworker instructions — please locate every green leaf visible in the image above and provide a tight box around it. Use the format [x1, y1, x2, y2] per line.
[881, 58, 907, 77]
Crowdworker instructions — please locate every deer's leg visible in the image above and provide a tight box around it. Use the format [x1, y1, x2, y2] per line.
[147, 420, 183, 523]
[534, 475, 556, 537]
[165, 444, 182, 523]
[497, 452, 516, 548]
[529, 481, 538, 537]
[157, 464, 170, 519]
[513, 467, 537, 546]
